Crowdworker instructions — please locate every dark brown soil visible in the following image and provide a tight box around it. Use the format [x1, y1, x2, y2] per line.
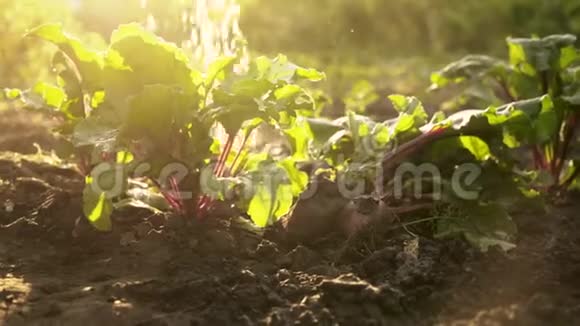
[1, 110, 580, 326]
[0, 110, 62, 155]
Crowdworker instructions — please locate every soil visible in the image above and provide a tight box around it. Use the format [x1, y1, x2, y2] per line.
[1, 110, 580, 326]
[0, 110, 62, 155]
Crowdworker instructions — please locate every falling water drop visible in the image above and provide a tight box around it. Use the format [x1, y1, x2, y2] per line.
[145, 14, 157, 32]
[186, 0, 248, 70]
[141, 0, 248, 71]
[4, 199, 14, 213]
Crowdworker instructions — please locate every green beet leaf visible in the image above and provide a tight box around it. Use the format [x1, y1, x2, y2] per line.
[508, 34, 577, 75]
[248, 183, 293, 228]
[305, 118, 343, 145]
[206, 56, 237, 87]
[28, 24, 105, 90]
[275, 84, 303, 100]
[430, 55, 510, 90]
[278, 158, 309, 196]
[2, 88, 22, 100]
[245, 159, 306, 227]
[123, 84, 194, 147]
[110, 24, 197, 93]
[83, 183, 113, 232]
[296, 67, 326, 82]
[255, 55, 297, 84]
[284, 116, 314, 161]
[459, 136, 491, 161]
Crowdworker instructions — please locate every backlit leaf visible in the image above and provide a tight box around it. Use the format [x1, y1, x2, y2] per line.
[460, 136, 491, 161]
[83, 183, 113, 232]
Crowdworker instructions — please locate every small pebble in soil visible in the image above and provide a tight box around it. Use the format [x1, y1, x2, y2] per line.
[275, 269, 292, 282]
[254, 239, 279, 259]
[82, 286, 95, 292]
[238, 269, 257, 283]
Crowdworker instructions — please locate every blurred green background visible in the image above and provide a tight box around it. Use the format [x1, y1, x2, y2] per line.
[1, 0, 580, 112]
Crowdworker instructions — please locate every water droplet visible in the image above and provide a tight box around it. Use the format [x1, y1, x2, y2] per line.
[4, 200, 14, 213]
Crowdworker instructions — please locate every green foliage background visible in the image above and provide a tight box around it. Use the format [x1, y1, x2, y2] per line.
[240, 0, 580, 57]
[0, 0, 105, 89]
[1, 0, 579, 105]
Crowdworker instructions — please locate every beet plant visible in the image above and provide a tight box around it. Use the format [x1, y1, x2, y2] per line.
[5, 23, 324, 231]
[6, 25, 571, 253]
[431, 34, 580, 193]
[283, 93, 531, 251]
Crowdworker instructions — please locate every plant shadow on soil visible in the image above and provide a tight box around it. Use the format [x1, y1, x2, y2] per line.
[1, 111, 580, 326]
